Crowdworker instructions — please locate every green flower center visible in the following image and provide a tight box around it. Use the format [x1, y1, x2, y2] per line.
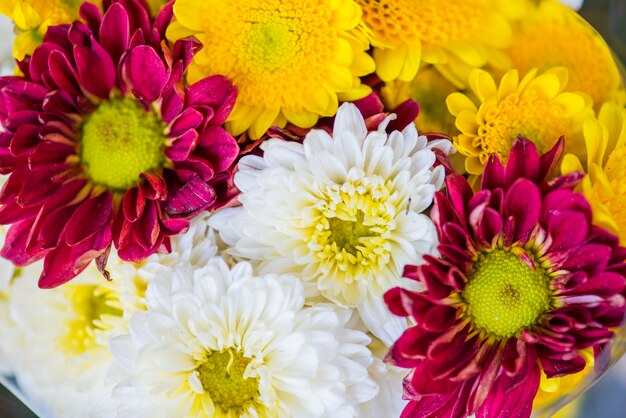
[80, 98, 166, 191]
[328, 211, 374, 256]
[197, 349, 259, 413]
[462, 248, 552, 339]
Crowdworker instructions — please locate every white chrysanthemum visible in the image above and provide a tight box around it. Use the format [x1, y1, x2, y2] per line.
[344, 313, 407, 418]
[105, 258, 378, 418]
[6, 262, 125, 418]
[211, 102, 453, 344]
[2, 215, 225, 417]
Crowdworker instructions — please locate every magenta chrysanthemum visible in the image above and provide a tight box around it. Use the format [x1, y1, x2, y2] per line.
[385, 138, 626, 418]
[0, 0, 239, 288]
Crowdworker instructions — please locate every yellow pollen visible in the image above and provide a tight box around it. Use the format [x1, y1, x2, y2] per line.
[197, 349, 260, 414]
[60, 284, 123, 355]
[356, 0, 488, 46]
[477, 90, 569, 162]
[462, 248, 553, 339]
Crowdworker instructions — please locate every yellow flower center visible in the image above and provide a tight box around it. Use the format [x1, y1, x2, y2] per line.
[597, 146, 626, 241]
[310, 177, 393, 280]
[508, 9, 622, 106]
[80, 97, 167, 191]
[356, 0, 488, 46]
[190, 0, 338, 110]
[60, 284, 123, 355]
[478, 90, 569, 162]
[197, 349, 260, 414]
[462, 248, 552, 339]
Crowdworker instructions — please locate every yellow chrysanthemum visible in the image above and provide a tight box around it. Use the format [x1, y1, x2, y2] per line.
[532, 349, 593, 418]
[562, 102, 626, 245]
[168, 0, 374, 140]
[447, 68, 592, 177]
[506, 0, 625, 108]
[0, 0, 95, 60]
[355, 0, 518, 84]
[382, 66, 458, 135]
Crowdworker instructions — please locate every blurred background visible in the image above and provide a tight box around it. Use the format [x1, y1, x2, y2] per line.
[0, 0, 626, 417]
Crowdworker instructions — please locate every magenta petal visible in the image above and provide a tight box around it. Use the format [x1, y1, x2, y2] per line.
[505, 138, 541, 187]
[540, 136, 565, 181]
[48, 51, 80, 96]
[539, 355, 586, 378]
[388, 99, 420, 132]
[80, 1, 103, 35]
[168, 107, 202, 137]
[445, 174, 474, 229]
[100, 3, 130, 64]
[504, 179, 541, 244]
[160, 217, 189, 234]
[1, 219, 47, 265]
[126, 45, 168, 103]
[196, 126, 238, 173]
[186, 75, 237, 125]
[547, 210, 589, 251]
[477, 345, 539, 418]
[166, 130, 198, 162]
[561, 271, 626, 297]
[165, 176, 216, 216]
[352, 92, 384, 120]
[475, 207, 503, 246]
[481, 154, 505, 191]
[561, 244, 611, 274]
[139, 172, 167, 200]
[65, 192, 112, 245]
[74, 39, 116, 98]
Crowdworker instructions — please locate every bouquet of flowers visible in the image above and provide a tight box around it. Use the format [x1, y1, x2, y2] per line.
[0, 0, 624, 417]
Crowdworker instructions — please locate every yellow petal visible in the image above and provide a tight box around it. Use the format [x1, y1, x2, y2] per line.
[583, 119, 607, 168]
[172, 0, 213, 32]
[13, 2, 41, 30]
[282, 107, 319, 129]
[469, 69, 497, 102]
[455, 110, 479, 134]
[560, 154, 584, 175]
[374, 47, 406, 82]
[544, 66, 570, 90]
[397, 44, 421, 82]
[447, 93, 478, 116]
[551, 92, 586, 117]
[525, 74, 561, 100]
[165, 21, 198, 42]
[250, 107, 281, 140]
[497, 70, 519, 101]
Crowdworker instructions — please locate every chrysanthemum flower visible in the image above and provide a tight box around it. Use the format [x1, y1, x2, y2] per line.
[382, 66, 458, 136]
[385, 138, 626, 418]
[0, 0, 100, 60]
[106, 257, 378, 417]
[211, 102, 453, 344]
[562, 102, 626, 245]
[0, 0, 239, 288]
[355, 0, 517, 84]
[506, 0, 624, 108]
[447, 68, 592, 178]
[168, 0, 374, 140]
[5, 261, 126, 417]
